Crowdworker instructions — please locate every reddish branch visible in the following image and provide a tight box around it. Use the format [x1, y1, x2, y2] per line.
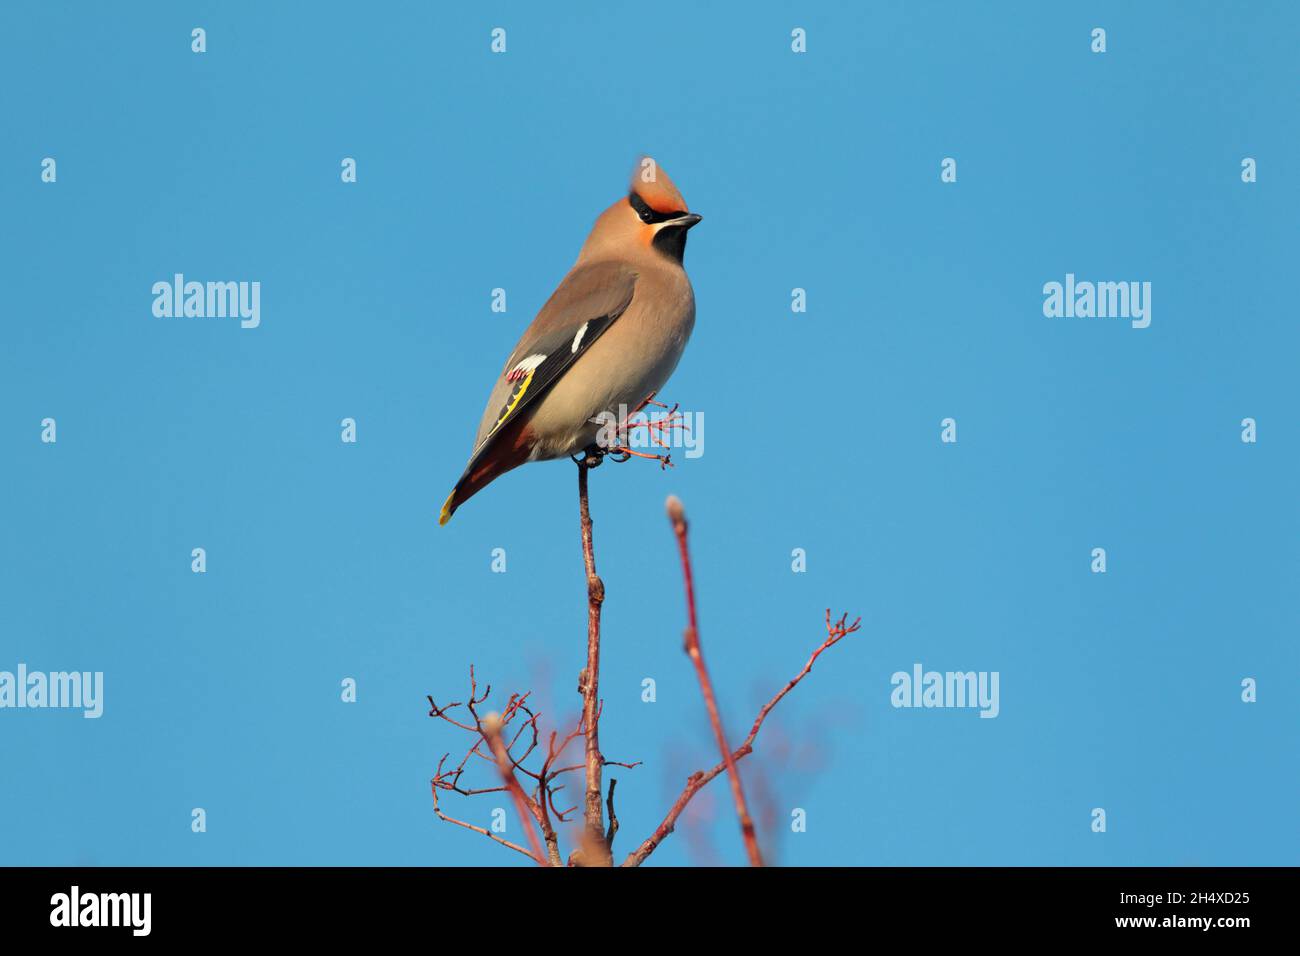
[575, 457, 612, 865]
[483, 712, 548, 864]
[430, 667, 596, 867]
[622, 609, 862, 867]
[429, 665, 643, 867]
[429, 602, 860, 868]
[664, 496, 763, 866]
[430, 771, 539, 864]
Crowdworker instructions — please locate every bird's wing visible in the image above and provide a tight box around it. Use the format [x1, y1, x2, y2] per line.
[464, 260, 639, 467]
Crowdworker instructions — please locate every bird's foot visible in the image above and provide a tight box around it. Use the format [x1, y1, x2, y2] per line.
[573, 445, 606, 469]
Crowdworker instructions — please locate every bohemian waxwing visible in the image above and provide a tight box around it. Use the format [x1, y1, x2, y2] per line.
[439, 158, 702, 525]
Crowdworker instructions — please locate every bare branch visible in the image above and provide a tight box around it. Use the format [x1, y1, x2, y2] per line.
[482, 712, 549, 866]
[665, 495, 764, 867]
[623, 609, 861, 867]
[575, 453, 612, 865]
[431, 778, 541, 864]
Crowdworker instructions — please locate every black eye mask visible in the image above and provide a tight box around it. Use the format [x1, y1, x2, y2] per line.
[628, 191, 684, 225]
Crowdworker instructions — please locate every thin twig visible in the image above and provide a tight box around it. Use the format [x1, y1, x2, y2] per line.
[600, 392, 685, 468]
[576, 455, 611, 865]
[622, 609, 861, 867]
[665, 495, 763, 867]
[482, 713, 549, 865]
[605, 778, 620, 850]
[431, 779, 541, 864]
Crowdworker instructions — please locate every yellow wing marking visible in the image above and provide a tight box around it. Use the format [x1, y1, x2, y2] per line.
[488, 369, 536, 439]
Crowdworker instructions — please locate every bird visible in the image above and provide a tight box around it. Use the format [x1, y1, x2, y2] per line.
[439, 158, 702, 525]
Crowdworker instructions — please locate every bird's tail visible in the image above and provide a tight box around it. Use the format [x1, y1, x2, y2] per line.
[438, 488, 459, 526]
[438, 444, 524, 526]
[439, 473, 480, 526]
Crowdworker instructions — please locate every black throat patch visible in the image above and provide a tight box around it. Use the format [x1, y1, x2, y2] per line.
[652, 225, 690, 263]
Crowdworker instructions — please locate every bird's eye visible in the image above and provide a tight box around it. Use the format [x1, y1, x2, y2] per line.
[639, 207, 654, 223]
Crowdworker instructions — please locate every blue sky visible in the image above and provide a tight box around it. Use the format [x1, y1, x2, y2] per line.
[1, 1, 1296, 866]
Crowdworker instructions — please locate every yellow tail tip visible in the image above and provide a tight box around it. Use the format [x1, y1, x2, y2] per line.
[439, 490, 455, 526]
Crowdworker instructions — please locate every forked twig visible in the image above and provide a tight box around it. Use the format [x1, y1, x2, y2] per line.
[622, 609, 861, 867]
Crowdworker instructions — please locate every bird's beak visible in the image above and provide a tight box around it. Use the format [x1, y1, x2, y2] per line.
[665, 212, 702, 229]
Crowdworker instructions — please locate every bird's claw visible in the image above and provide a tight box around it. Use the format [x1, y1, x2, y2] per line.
[574, 446, 605, 469]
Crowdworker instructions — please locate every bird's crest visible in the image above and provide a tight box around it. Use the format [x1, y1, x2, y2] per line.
[630, 156, 688, 213]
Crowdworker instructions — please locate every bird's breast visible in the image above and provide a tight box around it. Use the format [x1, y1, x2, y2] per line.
[526, 273, 695, 460]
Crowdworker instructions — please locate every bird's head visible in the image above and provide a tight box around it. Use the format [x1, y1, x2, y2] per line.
[580, 157, 702, 265]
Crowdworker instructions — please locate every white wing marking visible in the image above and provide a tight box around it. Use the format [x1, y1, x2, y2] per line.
[570, 321, 589, 354]
[508, 353, 548, 379]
